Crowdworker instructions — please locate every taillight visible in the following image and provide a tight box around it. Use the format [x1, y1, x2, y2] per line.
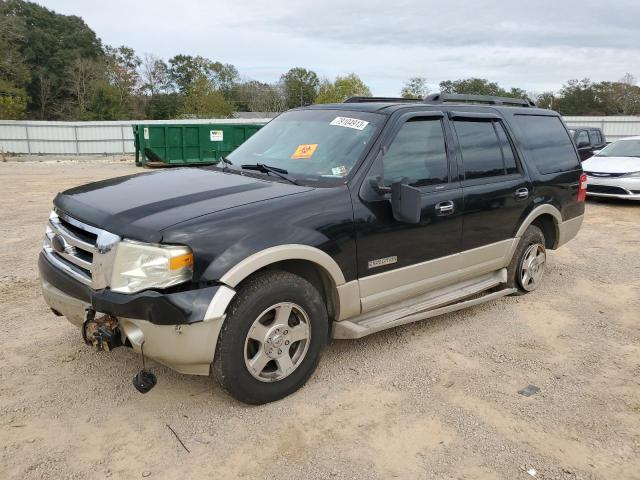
[577, 173, 587, 202]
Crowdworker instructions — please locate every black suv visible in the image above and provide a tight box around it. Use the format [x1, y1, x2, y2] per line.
[569, 127, 607, 161]
[39, 93, 586, 404]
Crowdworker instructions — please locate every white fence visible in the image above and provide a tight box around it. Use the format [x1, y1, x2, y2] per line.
[1, 116, 639, 156]
[0, 119, 271, 156]
[563, 116, 640, 142]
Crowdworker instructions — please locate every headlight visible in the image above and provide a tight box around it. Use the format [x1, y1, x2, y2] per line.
[110, 240, 193, 294]
[624, 171, 640, 178]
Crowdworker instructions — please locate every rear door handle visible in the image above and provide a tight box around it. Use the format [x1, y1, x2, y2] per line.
[514, 188, 529, 200]
[435, 200, 455, 215]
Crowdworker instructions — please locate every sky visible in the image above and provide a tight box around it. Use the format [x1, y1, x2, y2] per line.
[36, 0, 640, 96]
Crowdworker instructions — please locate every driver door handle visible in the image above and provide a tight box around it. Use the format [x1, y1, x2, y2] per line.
[514, 187, 529, 200]
[435, 200, 455, 215]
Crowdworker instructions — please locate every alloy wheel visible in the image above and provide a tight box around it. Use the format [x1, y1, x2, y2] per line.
[243, 302, 311, 382]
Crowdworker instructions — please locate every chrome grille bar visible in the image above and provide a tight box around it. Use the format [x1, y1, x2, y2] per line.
[42, 210, 120, 289]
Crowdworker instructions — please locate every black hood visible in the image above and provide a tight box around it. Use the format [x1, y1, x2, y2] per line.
[54, 168, 313, 243]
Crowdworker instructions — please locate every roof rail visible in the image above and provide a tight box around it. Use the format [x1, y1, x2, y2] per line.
[424, 93, 536, 107]
[344, 96, 419, 103]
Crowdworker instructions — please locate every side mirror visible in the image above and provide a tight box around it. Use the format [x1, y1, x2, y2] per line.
[592, 149, 601, 156]
[391, 181, 421, 224]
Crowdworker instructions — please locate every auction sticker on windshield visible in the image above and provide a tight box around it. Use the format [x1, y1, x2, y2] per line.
[330, 117, 369, 130]
[292, 144, 318, 159]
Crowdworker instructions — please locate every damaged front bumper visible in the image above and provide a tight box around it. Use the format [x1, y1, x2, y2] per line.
[39, 252, 235, 375]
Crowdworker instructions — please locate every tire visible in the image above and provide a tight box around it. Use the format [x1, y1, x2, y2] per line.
[507, 225, 547, 295]
[213, 270, 328, 404]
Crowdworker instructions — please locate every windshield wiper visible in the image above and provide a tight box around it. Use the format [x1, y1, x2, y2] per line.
[219, 156, 233, 172]
[241, 163, 299, 185]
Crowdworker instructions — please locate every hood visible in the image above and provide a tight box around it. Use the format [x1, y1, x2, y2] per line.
[54, 168, 313, 243]
[582, 155, 640, 174]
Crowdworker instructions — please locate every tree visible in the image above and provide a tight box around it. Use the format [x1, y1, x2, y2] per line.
[594, 74, 640, 115]
[529, 91, 556, 110]
[235, 80, 286, 112]
[401, 77, 429, 99]
[315, 73, 372, 104]
[64, 57, 104, 118]
[0, 79, 27, 119]
[85, 82, 128, 120]
[169, 54, 213, 93]
[145, 92, 182, 119]
[1, 0, 104, 118]
[0, 1, 29, 89]
[210, 62, 239, 98]
[140, 54, 171, 96]
[438, 78, 526, 99]
[280, 67, 319, 108]
[179, 75, 233, 118]
[554, 78, 604, 115]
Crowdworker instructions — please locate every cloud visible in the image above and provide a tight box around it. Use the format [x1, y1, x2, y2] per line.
[35, 0, 640, 95]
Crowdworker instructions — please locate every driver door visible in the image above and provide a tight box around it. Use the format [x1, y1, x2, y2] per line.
[353, 112, 464, 313]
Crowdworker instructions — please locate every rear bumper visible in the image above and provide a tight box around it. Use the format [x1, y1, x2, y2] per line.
[39, 252, 236, 375]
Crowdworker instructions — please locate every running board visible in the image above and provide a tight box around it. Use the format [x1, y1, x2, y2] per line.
[333, 269, 516, 339]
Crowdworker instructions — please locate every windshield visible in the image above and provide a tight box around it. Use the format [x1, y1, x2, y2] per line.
[596, 139, 640, 158]
[226, 109, 385, 185]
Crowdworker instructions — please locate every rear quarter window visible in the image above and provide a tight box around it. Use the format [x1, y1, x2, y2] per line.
[514, 115, 580, 174]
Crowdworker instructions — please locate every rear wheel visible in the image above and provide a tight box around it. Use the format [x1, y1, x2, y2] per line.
[213, 270, 328, 404]
[507, 225, 547, 294]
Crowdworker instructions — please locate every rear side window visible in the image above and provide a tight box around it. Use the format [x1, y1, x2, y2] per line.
[514, 115, 580, 174]
[588, 130, 601, 145]
[453, 120, 519, 180]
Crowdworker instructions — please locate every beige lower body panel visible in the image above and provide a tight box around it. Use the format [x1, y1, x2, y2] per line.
[556, 214, 584, 248]
[119, 317, 222, 375]
[41, 280, 90, 327]
[358, 239, 515, 313]
[334, 269, 515, 339]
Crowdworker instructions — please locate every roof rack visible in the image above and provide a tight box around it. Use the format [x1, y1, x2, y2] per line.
[424, 93, 536, 107]
[343, 96, 419, 103]
[343, 93, 536, 108]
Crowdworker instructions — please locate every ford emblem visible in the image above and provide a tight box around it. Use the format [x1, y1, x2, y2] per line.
[51, 234, 67, 254]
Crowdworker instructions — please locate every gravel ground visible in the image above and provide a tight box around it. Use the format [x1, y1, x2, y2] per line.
[0, 159, 639, 480]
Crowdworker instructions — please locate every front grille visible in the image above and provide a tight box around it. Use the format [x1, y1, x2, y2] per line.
[43, 210, 120, 288]
[586, 185, 629, 195]
[584, 171, 626, 178]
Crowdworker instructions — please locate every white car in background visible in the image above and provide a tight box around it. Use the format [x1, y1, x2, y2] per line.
[582, 136, 640, 201]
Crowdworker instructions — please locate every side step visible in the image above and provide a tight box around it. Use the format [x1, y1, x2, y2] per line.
[333, 270, 516, 339]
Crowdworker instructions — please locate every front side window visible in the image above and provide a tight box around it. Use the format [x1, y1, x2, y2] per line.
[588, 130, 601, 145]
[575, 130, 589, 147]
[382, 118, 449, 187]
[227, 109, 384, 185]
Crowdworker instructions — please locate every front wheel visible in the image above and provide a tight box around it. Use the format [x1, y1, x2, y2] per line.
[213, 270, 328, 404]
[507, 225, 547, 294]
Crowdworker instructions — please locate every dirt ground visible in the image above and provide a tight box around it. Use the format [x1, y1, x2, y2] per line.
[0, 159, 638, 480]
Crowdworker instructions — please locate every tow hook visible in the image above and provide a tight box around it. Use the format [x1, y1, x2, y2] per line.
[132, 342, 157, 394]
[82, 309, 122, 351]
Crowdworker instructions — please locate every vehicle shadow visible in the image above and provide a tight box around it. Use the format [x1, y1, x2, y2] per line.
[586, 197, 639, 208]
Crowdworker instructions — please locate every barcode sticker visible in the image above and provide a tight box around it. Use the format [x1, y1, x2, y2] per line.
[330, 117, 369, 130]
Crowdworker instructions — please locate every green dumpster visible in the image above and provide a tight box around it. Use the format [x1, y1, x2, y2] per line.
[133, 122, 265, 167]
